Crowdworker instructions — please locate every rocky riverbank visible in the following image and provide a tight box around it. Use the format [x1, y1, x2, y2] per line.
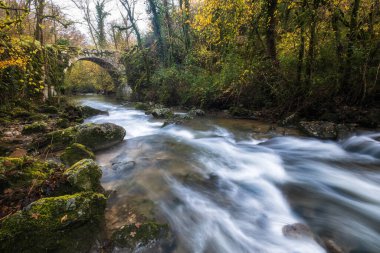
[0, 99, 128, 252]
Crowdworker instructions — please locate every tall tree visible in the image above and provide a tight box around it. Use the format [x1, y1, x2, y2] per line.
[95, 0, 110, 49]
[264, 0, 278, 63]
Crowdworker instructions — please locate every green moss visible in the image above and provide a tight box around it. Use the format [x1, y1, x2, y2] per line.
[0, 157, 55, 191]
[12, 107, 31, 118]
[61, 143, 95, 167]
[22, 121, 48, 135]
[112, 222, 170, 249]
[63, 159, 102, 192]
[0, 192, 106, 253]
[56, 118, 70, 128]
[45, 126, 79, 151]
[29, 113, 49, 121]
[39, 105, 59, 114]
[134, 102, 151, 111]
[76, 123, 126, 151]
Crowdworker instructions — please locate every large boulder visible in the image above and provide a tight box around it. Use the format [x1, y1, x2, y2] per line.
[76, 123, 126, 151]
[41, 123, 126, 151]
[60, 143, 95, 167]
[0, 192, 106, 253]
[63, 159, 102, 192]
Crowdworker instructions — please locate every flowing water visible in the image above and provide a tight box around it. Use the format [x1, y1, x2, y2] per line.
[77, 95, 380, 253]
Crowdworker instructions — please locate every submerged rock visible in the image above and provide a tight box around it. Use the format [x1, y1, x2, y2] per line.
[112, 222, 172, 250]
[63, 159, 102, 192]
[134, 102, 151, 111]
[282, 223, 314, 239]
[0, 192, 106, 253]
[76, 123, 126, 151]
[60, 143, 95, 167]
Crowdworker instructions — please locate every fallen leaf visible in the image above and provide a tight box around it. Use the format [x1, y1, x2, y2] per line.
[130, 231, 136, 237]
[60, 214, 68, 223]
[31, 213, 40, 219]
[135, 222, 141, 228]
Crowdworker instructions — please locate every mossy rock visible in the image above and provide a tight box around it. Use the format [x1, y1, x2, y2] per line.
[12, 107, 31, 118]
[39, 105, 59, 114]
[56, 118, 70, 129]
[76, 123, 126, 151]
[22, 121, 48, 135]
[60, 143, 95, 167]
[29, 113, 49, 121]
[112, 222, 170, 249]
[151, 108, 174, 119]
[63, 159, 102, 192]
[80, 106, 109, 118]
[0, 192, 106, 253]
[0, 157, 56, 192]
[45, 126, 79, 151]
[134, 102, 151, 111]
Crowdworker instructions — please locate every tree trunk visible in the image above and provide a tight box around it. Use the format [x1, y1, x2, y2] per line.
[163, 0, 174, 63]
[34, 0, 45, 43]
[296, 0, 306, 84]
[147, 0, 166, 65]
[265, 0, 278, 63]
[342, 0, 360, 98]
[305, 0, 320, 86]
[180, 0, 191, 51]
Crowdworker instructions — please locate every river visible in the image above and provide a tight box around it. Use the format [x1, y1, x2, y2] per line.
[76, 95, 380, 253]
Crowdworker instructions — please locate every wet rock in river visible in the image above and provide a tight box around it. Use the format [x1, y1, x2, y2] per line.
[151, 108, 174, 119]
[188, 108, 205, 117]
[0, 192, 106, 253]
[60, 143, 95, 167]
[80, 105, 109, 118]
[111, 222, 172, 250]
[76, 123, 126, 151]
[282, 223, 314, 239]
[323, 239, 345, 253]
[63, 159, 102, 192]
[299, 121, 353, 139]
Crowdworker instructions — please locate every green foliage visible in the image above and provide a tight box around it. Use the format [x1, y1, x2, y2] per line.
[64, 61, 115, 94]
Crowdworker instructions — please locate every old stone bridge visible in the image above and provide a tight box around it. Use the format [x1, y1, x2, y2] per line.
[66, 47, 132, 98]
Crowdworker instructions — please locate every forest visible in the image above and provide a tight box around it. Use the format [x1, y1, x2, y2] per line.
[0, 0, 379, 122]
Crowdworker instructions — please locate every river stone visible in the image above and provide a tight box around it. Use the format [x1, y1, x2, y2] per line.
[111, 222, 171, 250]
[0, 192, 106, 253]
[188, 108, 205, 117]
[80, 105, 109, 117]
[60, 143, 95, 167]
[299, 121, 338, 139]
[282, 223, 314, 239]
[76, 123, 126, 151]
[151, 108, 174, 119]
[63, 159, 102, 192]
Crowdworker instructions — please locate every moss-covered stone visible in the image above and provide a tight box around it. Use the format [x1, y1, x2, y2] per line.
[60, 143, 95, 167]
[112, 222, 170, 249]
[134, 102, 151, 111]
[12, 107, 32, 118]
[45, 126, 79, 151]
[63, 159, 102, 192]
[151, 108, 174, 119]
[56, 118, 70, 128]
[76, 123, 126, 151]
[0, 192, 106, 253]
[0, 156, 56, 192]
[39, 105, 59, 114]
[80, 105, 108, 117]
[22, 121, 48, 135]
